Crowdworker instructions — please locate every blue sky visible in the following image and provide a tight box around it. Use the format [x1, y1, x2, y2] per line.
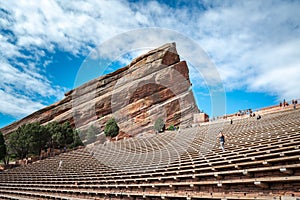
[0, 0, 300, 128]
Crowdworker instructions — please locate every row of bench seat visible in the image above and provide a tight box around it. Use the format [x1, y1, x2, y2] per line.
[0, 108, 299, 199]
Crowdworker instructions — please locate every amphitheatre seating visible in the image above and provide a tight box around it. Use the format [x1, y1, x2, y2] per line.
[0, 109, 299, 199]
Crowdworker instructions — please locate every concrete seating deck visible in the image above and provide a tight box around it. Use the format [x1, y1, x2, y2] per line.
[0, 108, 299, 199]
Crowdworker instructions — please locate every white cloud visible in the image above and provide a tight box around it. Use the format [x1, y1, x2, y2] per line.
[0, 60, 65, 117]
[0, 0, 299, 120]
[194, 1, 300, 100]
[0, 89, 45, 117]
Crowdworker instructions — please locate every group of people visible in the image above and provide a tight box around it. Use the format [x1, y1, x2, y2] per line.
[280, 99, 288, 107]
[280, 99, 298, 109]
[237, 109, 253, 116]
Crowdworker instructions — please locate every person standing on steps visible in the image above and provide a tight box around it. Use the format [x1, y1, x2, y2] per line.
[218, 131, 226, 152]
[57, 160, 63, 170]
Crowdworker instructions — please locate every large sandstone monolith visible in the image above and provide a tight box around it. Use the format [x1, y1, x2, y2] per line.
[1, 43, 199, 137]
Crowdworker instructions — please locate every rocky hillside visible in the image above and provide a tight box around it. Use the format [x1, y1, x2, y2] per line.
[1, 43, 199, 136]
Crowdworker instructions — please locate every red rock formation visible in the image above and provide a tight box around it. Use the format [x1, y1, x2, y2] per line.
[1, 43, 199, 136]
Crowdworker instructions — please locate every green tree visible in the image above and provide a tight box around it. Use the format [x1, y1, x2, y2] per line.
[45, 121, 75, 148]
[61, 121, 75, 147]
[45, 121, 62, 149]
[154, 117, 165, 133]
[0, 131, 7, 164]
[71, 130, 83, 148]
[8, 126, 31, 159]
[7, 123, 48, 159]
[28, 123, 49, 155]
[6, 121, 82, 160]
[104, 118, 119, 138]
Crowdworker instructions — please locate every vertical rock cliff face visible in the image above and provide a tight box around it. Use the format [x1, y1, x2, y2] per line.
[1, 43, 199, 136]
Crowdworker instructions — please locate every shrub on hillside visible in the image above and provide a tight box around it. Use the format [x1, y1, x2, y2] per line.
[167, 124, 176, 131]
[86, 125, 98, 144]
[154, 117, 165, 133]
[104, 118, 119, 138]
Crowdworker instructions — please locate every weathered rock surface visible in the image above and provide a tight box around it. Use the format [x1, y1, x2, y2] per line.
[1, 43, 199, 137]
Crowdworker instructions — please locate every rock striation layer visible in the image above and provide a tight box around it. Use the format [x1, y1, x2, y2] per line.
[1, 43, 199, 137]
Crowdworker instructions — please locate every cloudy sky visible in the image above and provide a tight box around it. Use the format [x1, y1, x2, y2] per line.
[1, 0, 300, 128]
